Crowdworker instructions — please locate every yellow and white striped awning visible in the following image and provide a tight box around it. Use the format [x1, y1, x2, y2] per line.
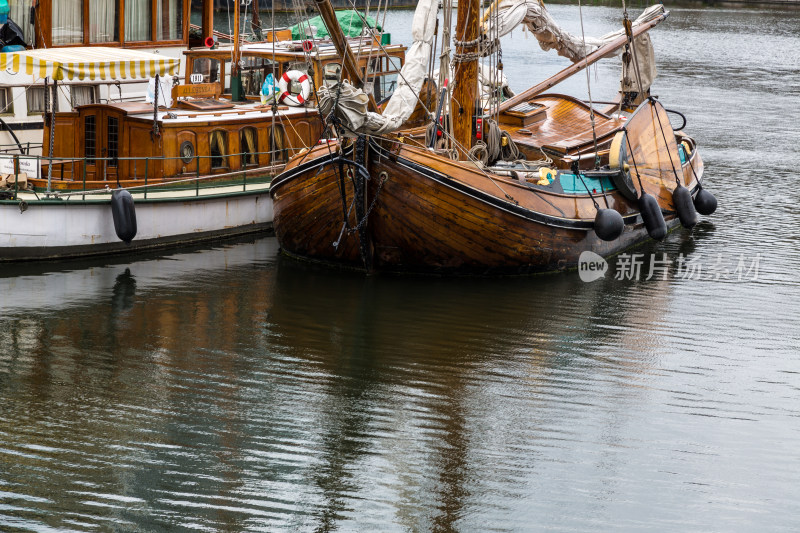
[0, 47, 180, 81]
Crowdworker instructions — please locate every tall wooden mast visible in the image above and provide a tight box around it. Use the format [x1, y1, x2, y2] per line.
[452, 0, 480, 157]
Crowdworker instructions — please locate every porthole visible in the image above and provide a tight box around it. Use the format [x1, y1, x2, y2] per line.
[180, 140, 195, 164]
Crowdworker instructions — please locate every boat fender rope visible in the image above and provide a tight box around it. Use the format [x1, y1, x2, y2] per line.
[575, 170, 600, 210]
[572, 163, 623, 240]
[685, 148, 717, 216]
[623, 129, 646, 198]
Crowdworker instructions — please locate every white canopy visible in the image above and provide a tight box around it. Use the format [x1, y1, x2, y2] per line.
[0, 47, 180, 82]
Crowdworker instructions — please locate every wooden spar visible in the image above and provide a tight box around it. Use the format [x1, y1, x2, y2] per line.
[452, 0, 480, 157]
[230, 0, 246, 101]
[498, 12, 668, 113]
[314, 0, 378, 112]
[233, 1, 240, 71]
[202, 0, 215, 43]
[251, 3, 263, 41]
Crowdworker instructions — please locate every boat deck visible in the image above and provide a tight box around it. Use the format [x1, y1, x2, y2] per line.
[504, 94, 623, 157]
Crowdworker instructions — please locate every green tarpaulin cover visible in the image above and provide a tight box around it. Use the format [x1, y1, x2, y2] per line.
[289, 10, 381, 40]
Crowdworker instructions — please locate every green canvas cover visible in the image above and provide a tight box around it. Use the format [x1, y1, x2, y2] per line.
[289, 10, 381, 40]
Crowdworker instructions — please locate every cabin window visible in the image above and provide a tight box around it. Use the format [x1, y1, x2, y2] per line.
[52, 0, 84, 45]
[125, 0, 152, 41]
[107, 117, 119, 167]
[240, 128, 258, 167]
[240, 57, 275, 96]
[367, 57, 382, 75]
[8, 1, 35, 45]
[372, 73, 398, 103]
[45, 0, 188, 47]
[71, 86, 97, 109]
[26, 87, 46, 115]
[85, 115, 96, 163]
[368, 56, 402, 103]
[209, 131, 228, 169]
[90, 0, 120, 42]
[192, 58, 222, 85]
[0, 89, 12, 115]
[268, 125, 287, 164]
[156, 0, 183, 40]
[323, 63, 342, 86]
[180, 141, 195, 164]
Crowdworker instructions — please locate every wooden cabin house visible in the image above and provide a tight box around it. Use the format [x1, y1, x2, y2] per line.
[37, 39, 405, 190]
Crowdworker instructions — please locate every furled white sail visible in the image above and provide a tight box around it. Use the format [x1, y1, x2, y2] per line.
[484, 2, 665, 62]
[318, 0, 439, 135]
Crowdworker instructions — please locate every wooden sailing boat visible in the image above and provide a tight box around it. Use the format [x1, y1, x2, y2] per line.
[270, 0, 718, 274]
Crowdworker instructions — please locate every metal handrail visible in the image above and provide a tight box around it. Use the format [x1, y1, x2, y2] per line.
[1, 146, 306, 198]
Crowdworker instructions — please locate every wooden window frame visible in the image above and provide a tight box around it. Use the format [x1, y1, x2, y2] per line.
[26, 87, 46, 116]
[0, 88, 13, 116]
[209, 129, 229, 171]
[37, 0, 190, 48]
[239, 127, 258, 167]
[188, 56, 227, 90]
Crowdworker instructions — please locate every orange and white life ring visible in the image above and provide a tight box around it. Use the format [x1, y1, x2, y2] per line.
[278, 70, 311, 106]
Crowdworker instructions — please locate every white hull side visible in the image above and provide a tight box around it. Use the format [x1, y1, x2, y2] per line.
[0, 191, 274, 261]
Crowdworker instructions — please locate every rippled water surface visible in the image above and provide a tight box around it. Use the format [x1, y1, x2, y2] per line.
[2, 5, 800, 532]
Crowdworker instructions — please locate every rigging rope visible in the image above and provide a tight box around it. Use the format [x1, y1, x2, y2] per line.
[577, 0, 600, 170]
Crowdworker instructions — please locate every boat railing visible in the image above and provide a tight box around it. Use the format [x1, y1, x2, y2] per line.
[0, 146, 309, 200]
[0, 143, 43, 156]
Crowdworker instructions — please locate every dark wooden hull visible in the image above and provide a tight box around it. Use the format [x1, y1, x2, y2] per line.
[270, 99, 705, 275]
[272, 148, 700, 276]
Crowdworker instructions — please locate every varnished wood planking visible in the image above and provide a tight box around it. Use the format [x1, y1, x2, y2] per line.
[35, 105, 322, 190]
[507, 94, 621, 155]
[273, 142, 684, 273]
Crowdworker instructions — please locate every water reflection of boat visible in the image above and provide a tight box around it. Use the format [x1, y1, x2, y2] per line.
[0, 236, 279, 315]
[271, 0, 718, 274]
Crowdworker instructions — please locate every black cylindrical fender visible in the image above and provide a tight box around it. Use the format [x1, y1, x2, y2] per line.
[639, 192, 667, 241]
[111, 188, 137, 244]
[594, 208, 625, 241]
[672, 185, 697, 228]
[694, 188, 718, 216]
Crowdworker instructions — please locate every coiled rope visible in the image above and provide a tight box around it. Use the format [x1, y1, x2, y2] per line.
[458, 119, 520, 165]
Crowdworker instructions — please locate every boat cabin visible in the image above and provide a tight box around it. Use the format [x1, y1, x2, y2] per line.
[183, 39, 406, 104]
[41, 99, 322, 189]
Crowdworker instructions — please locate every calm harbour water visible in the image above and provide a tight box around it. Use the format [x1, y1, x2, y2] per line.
[2, 5, 800, 532]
